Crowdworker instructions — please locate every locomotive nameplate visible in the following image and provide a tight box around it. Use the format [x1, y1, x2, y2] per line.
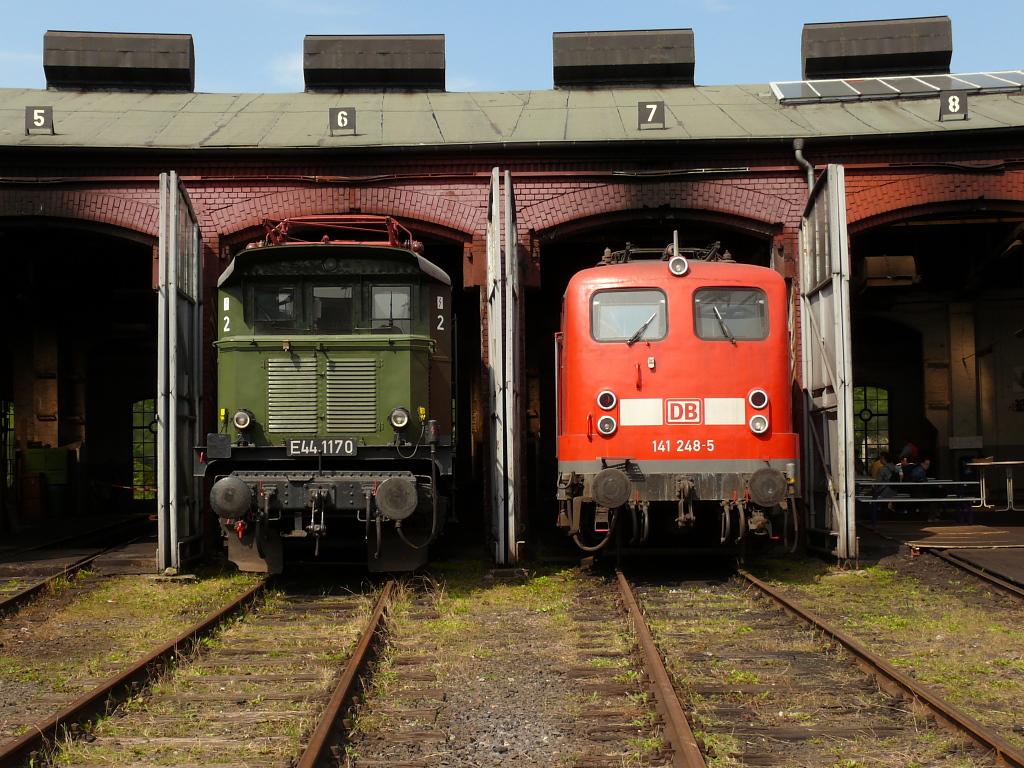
[286, 438, 357, 457]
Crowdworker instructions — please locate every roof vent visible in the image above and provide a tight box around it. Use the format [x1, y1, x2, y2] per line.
[553, 29, 695, 89]
[801, 17, 952, 80]
[43, 31, 194, 92]
[303, 35, 445, 92]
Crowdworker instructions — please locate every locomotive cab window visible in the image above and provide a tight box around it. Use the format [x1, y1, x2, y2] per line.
[371, 285, 412, 333]
[693, 287, 768, 341]
[253, 285, 299, 332]
[591, 289, 667, 343]
[313, 285, 355, 334]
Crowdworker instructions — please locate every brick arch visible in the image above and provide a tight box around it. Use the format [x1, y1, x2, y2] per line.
[520, 180, 797, 234]
[532, 206, 782, 243]
[0, 189, 159, 241]
[846, 171, 1024, 233]
[204, 185, 483, 243]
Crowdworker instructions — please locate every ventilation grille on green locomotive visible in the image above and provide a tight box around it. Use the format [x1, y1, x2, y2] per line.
[326, 359, 378, 432]
[267, 358, 379, 434]
[267, 359, 319, 432]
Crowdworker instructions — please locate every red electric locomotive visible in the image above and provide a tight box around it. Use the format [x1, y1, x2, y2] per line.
[555, 239, 800, 553]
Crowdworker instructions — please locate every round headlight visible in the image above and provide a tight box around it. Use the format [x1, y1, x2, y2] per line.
[232, 409, 253, 431]
[389, 407, 411, 430]
[596, 415, 617, 436]
[749, 414, 769, 435]
[597, 390, 617, 410]
[748, 389, 769, 410]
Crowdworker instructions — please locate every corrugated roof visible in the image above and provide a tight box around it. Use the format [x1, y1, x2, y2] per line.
[3, 79, 1024, 151]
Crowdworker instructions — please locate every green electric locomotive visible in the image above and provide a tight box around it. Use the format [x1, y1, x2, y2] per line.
[198, 216, 453, 572]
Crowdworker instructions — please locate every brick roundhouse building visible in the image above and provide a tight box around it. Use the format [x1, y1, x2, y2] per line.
[2, 18, 1023, 567]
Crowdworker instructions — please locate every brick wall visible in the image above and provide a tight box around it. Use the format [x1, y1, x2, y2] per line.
[3, 150, 1023, 404]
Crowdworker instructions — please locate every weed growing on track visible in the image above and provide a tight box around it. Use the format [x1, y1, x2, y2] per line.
[44, 569, 89, 596]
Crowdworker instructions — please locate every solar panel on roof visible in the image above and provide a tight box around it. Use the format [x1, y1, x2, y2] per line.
[771, 70, 1024, 104]
[917, 75, 976, 92]
[989, 71, 1024, 85]
[847, 80, 899, 97]
[880, 77, 938, 95]
[959, 73, 1024, 88]
[773, 81, 822, 100]
[811, 81, 859, 98]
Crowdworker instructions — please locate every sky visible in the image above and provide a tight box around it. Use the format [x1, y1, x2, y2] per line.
[1, 1, 1022, 94]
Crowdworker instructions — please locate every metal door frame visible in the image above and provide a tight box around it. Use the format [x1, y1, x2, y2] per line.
[799, 164, 856, 559]
[486, 168, 524, 565]
[157, 171, 203, 573]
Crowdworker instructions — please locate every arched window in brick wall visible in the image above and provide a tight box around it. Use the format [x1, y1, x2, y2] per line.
[854, 386, 890, 470]
[132, 399, 157, 501]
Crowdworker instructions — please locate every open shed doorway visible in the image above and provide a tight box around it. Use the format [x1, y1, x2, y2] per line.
[0, 224, 157, 530]
[526, 214, 775, 556]
[850, 210, 1024, 483]
[391, 230, 482, 552]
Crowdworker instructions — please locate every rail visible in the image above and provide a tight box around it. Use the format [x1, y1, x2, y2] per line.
[0, 532, 154, 617]
[296, 580, 395, 768]
[930, 549, 1024, 601]
[741, 570, 1024, 768]
[616, 570, 707, 768]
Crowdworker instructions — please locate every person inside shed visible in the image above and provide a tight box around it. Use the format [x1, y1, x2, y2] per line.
[906, 457, 937, 521]
[869, 452, 890, 478]
[874, 456, 901, 514]
[909, 457, 931, 483]
[897, 438, 919, 463]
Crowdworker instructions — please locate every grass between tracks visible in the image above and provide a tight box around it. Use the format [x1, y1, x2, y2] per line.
[0, 568, 263, 697]
[50, 582, 376, 766]
[642, 572, 992, 768]
[749, 555, 1024, 754]
[347, 562, 662, 766]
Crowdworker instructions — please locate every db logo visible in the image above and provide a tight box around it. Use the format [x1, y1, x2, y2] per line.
[666, 399, 701, 424]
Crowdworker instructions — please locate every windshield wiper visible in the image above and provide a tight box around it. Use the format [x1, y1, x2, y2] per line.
[257, 306, 285, 328]
[627, 312, 658, 346]
[713, 306, 737, 345]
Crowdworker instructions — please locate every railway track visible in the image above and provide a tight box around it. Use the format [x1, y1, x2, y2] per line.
[741, 570, 1024, 767]
[0, 578, 267, 767]
[623, 568, 1024, 767]
[0, 578, 393, 768]
[928, 549, 1024, 602]
[344, 571, 678, 767]
[6, 557, 1021, 768]
[0, 519, 155, 618]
